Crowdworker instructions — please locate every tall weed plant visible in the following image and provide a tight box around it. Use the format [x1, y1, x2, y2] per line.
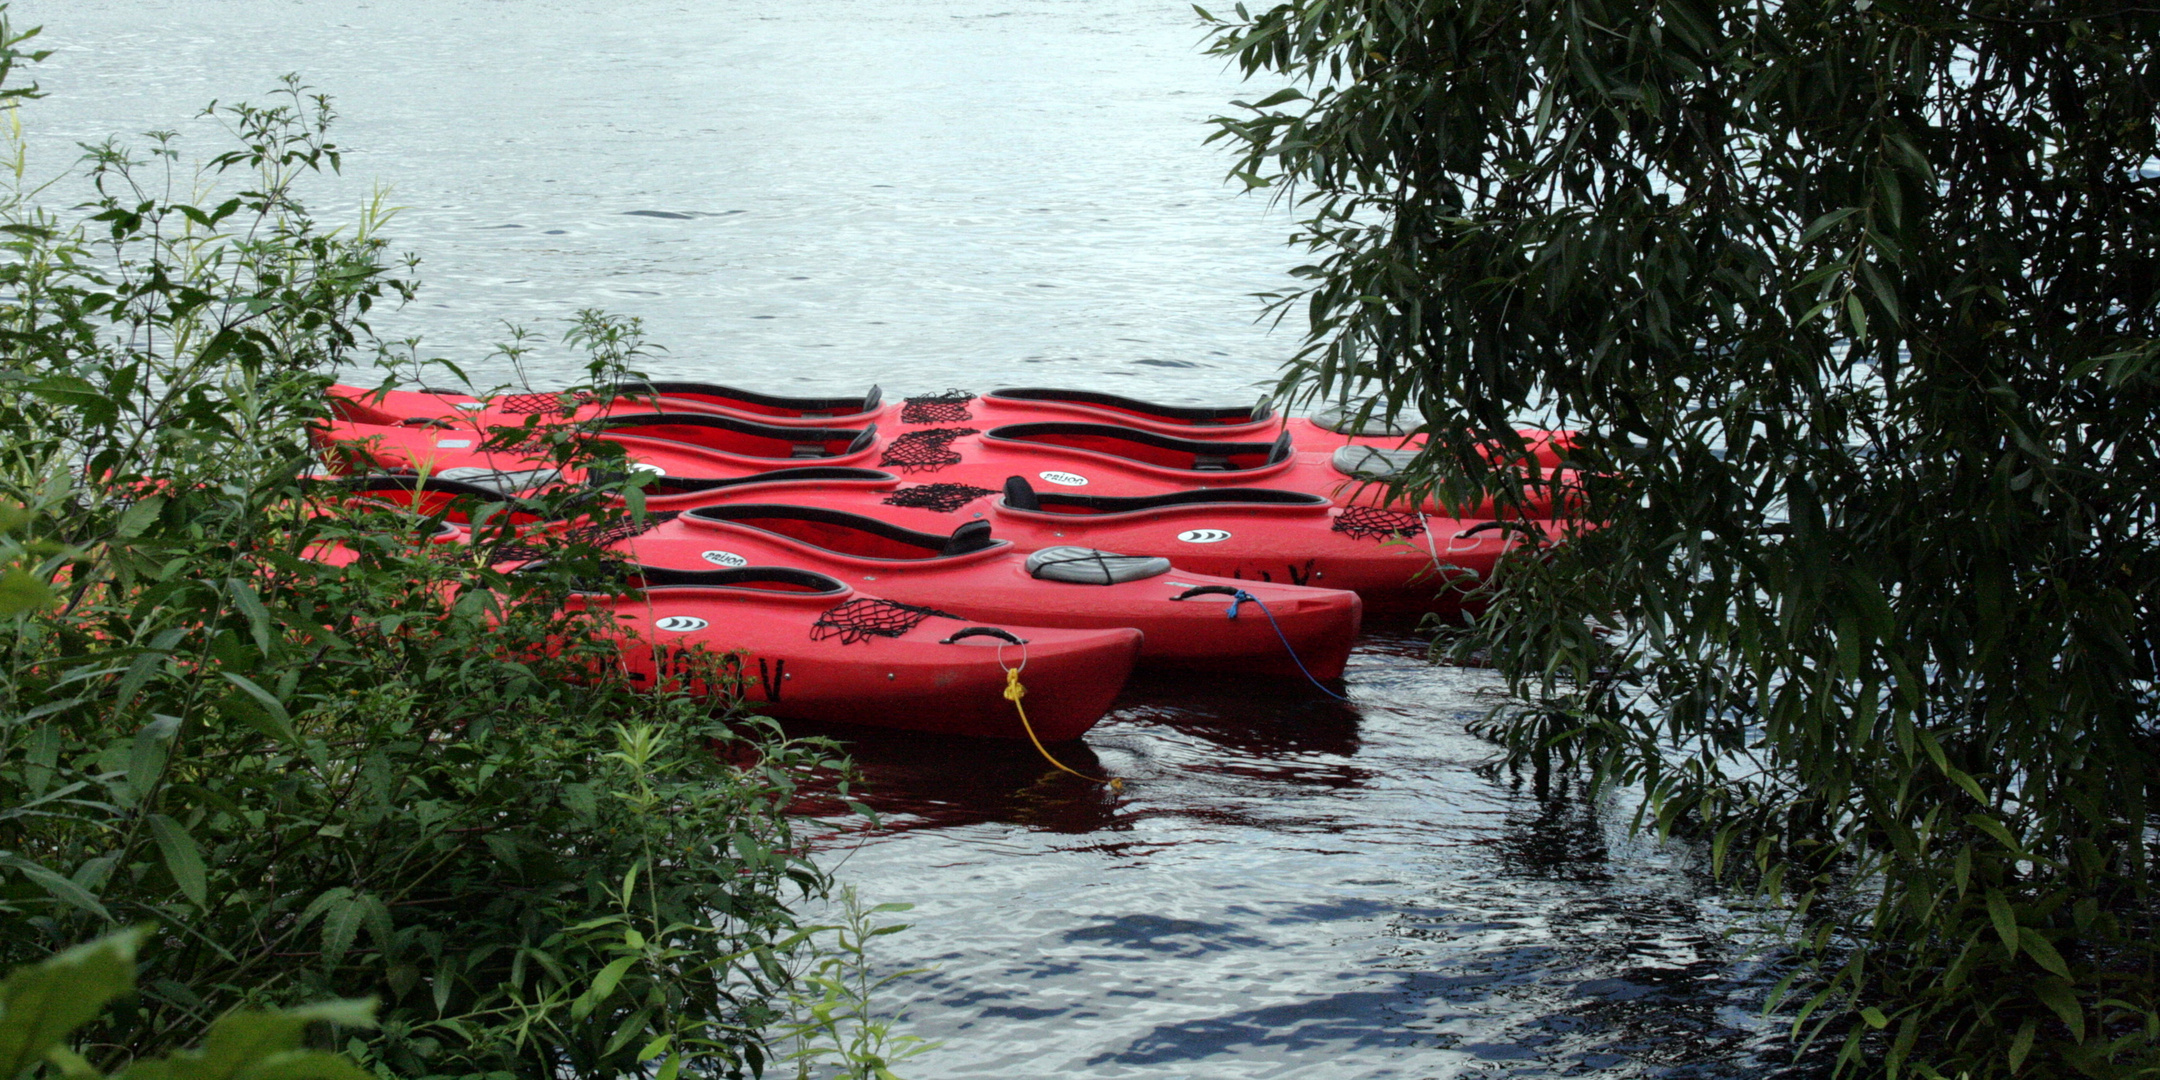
[0, 13, 866, 1078]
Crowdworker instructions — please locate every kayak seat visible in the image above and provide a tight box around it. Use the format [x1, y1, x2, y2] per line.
[1025, 546, 1173, 585]
[599, 465, 897, 493]
[1311, 404, 1422, 437]
[616, 381, 882, 419]
[684, 503, 1007, 561]
[944, 519, 996, 555]
[1000, 475, 1328, 515]
[1333, 445, 1419, 481]
[987, 388, 1274, 426]
[596, 412, 878, 460]
[985, 423, 1293, 472]
[1003, 474, 1041, 510]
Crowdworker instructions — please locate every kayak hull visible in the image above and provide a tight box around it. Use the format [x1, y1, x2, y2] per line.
[588, 586, 1142, 741]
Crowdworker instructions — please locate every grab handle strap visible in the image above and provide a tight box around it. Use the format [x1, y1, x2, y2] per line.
[940, 626, 1029, 645]
[1170, 585, 1243, 601]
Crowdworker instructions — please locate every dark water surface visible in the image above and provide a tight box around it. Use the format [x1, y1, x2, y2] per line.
[786, 629, 1813, 1077]
[16, 3, 1811, 1073]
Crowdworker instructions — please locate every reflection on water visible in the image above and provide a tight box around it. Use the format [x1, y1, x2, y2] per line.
[789, 632, 1828, 1077]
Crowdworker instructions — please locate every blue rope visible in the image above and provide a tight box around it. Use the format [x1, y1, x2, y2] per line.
[1225, 589, 1351, 701]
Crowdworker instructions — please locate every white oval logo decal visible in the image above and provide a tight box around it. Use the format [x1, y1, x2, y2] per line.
[435, 439, 472, 449]
[630, 462, 667, 476]
[1178, 529, 1232, 544]
[700, 550, 747, 567]
[655, 615, 708, 632]
[453, 402, 486, 411]
[1038, 470, 1088, 487]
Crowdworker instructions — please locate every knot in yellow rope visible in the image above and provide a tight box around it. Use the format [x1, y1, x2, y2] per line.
[1004, 667, 1025, 702]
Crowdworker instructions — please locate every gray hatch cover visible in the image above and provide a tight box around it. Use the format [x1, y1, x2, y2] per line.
[1310, 404, 1422, 436]
[433, 467, 563, 495]
[1025, 546, 1173, 585]
[1331, 445, 1419, 480]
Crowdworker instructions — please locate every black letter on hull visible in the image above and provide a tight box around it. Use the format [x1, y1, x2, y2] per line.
[758, 657, 786, 703]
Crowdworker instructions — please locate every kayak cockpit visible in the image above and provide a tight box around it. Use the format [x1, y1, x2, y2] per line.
[596, 413, 879, 461]
[985, 388, 1273, 427]
[614, 381, 883, 422]
[983, 423, 1292, 473]
[997, 476, 1329, 516]
[683, 503, 1007, 562]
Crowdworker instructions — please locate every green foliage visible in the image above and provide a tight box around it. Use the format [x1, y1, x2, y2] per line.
[0, 11, 867, 1078]
[771, 889, 936, 1080]
[1206, 1, 2160, 1077]
[0, 928, 376, 1080]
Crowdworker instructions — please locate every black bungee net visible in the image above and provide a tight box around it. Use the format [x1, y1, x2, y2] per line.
[878, 427, 978, 474]
[900, 389, 975, 424]
[1332, 506, 1427, 541]
[881, 482, 997, 512]
[497, 390, 595, 416]
[809, 598, 963, 644]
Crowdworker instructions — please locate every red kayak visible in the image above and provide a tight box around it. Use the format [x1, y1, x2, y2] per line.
[311, 411, 881, 483]
[652, 475, 1557, 616]
[314, 409, 1575, 520]
[604, 502, 1363, 680]
[314, 467, 1534, 615]
[571, 567, 1140, 741]
[329, 382, 1574, 468]
[301, 501, 1140, 740]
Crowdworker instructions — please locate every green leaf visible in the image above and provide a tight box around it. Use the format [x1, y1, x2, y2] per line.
[2034, 979, 2085, 1043]
[1986, 889, 2019, 957]
[173, 1000, 378, 1080]
[147, 815, 209, 908]
[571, 956, 638, 1021]
[2008, 1016, 2037, 1071]
[2018, 927, 2071, 979]
[0, 854, 114, 922]
[114, 495, 165, 539]
[225, 577, 273, 656]
[0, 568, 55, 614]
[0, 929, 144, 1076]
[128, 715, 181, 804]
[220, 672, 296, 744]
[317, 894, 367, 967]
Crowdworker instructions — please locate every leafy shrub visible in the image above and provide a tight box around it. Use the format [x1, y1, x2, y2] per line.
[0, 928, 377, 1080]
[0, 12, 852, 1078]
[1205, 1, 2160, 1076]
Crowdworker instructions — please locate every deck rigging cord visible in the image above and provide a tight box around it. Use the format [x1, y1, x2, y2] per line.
[1176, 585, 1351, 702]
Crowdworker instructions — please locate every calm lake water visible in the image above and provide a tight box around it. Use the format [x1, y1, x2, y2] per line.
[16, 2, 1816, 1074]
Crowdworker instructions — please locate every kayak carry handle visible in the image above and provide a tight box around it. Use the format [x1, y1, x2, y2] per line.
[1171, 585, 1245, 601]
[939, 626, 1029, 646]
[1457, 519, 1552, 547]
[398, 416, 457, 429]
[1458, 520, 1544, 539]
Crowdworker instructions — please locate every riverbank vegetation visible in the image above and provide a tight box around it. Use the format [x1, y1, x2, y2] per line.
[1206, 2, 2159, 1076]
[0, 14, 869, 1078]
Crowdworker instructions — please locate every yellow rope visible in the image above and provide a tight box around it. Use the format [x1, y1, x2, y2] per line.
[1004, 668, 1122, 791]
